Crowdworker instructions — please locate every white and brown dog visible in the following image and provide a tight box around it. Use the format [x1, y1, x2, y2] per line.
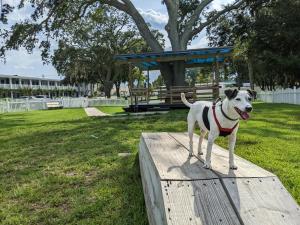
[181, 89, 255, 170]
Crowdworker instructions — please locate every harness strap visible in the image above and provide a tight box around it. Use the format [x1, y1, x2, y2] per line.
[220, 103, 239, 121]
[212, 103, 239, 134]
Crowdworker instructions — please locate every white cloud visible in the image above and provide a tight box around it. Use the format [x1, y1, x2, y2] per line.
[189, 32, 209, 49]
[0, 48, 59, 78]
[138, 8, 168, 28]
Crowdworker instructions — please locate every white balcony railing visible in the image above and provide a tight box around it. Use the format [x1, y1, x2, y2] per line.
[0, 83, 76, 90]
[0, 84, 11, 89]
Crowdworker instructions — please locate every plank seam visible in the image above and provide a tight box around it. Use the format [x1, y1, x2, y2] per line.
[160, 178, 220, 182]
[169, 132, 246, 225]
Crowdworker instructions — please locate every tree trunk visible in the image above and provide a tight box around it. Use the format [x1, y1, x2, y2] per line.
[173, 61, 186, 86]
[247, 56, 255, 90]
[159, 61, 186, 89]
[103, 81, 114, 98]
[115, 83, 121, 98]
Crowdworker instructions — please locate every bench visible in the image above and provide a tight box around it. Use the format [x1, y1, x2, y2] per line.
[46, 101, 63, 110]
[157, 85, 219, 104]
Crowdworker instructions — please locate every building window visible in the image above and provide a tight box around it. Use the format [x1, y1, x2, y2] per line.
[32, 80, 39, 85]
[22, 80, 30, 85]
[41, 81, 48, 86]
[0, 78, 9, 84]
[12, 79, 19, 84]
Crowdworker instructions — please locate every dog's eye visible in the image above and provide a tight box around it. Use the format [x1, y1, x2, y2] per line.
[235, 98, 241, 101]
[248, 97, 252, 101]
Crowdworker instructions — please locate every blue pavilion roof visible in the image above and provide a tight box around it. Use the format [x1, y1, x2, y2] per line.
[115, 47, 233, 70]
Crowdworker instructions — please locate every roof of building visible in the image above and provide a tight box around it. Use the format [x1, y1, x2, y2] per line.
[0, 74, 63, 81]
[115, 46, 233, 70]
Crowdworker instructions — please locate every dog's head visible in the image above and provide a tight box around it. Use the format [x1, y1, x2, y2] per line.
[224, 89, 256, 120]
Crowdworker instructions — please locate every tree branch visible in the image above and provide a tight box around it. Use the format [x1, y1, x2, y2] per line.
[102, 0, 163, 51]
[180, 0, 213, 48]
[164, 0, 180, 50]
[189, 0, 246, 41]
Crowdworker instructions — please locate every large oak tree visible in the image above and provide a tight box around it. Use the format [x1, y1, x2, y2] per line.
[1, 0, 247, 88]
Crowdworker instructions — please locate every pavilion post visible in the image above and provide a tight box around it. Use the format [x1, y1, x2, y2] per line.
[128, 63, 133, 105]
[214, 58, 220, 99]
[147, 68, 150, 104]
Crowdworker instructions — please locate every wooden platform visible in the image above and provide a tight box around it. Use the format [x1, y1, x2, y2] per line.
[139, 132, 300, 225]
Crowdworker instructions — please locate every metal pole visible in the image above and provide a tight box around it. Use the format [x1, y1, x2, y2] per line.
[147, 68, 150, 104]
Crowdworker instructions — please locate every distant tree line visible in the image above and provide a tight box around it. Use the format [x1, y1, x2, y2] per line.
[207, 0, 300, 90]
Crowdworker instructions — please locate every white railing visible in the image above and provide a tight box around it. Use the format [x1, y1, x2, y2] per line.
[0, 84, 76, 90]
[0, 97, 128, 113]
[0, 84, 11, 89]
[258, 87, 300, 105]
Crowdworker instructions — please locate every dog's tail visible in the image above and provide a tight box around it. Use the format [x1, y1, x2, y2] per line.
[181, 93, 192, 108]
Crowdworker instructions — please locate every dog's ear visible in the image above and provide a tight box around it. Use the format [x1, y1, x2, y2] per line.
[224, 89, 238, 100]
[247, 89, 257, 99]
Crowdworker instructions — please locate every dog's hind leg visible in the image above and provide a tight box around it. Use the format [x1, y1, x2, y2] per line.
[187, 113, 195, 157]
[198, 129, 207, 156]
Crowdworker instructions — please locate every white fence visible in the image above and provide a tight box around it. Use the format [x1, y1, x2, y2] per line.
[0, 97, 128, 114]
[257, 87, 300, 105]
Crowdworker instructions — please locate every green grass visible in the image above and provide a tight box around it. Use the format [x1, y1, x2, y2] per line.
[97, 106, 125, 115]
[0, 103, 299, 224]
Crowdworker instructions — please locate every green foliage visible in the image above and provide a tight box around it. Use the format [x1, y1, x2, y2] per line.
[186, 67, 212, 85]
[152, 75, 165, 88]
[207, 0, 300, 90]
[51, 7, 154, 98]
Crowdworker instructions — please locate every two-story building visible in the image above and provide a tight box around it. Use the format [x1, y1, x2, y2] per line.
[0, 74, 92, 98]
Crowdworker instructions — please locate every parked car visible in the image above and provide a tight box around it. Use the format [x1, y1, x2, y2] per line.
[20, 96, 34, 99]
[35, 95, 48, 99]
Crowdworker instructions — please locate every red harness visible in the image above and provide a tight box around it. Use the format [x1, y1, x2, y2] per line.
[212, 103, 239, 137]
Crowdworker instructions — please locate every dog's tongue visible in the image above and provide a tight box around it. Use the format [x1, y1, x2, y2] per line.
[241, 112, 250, 120]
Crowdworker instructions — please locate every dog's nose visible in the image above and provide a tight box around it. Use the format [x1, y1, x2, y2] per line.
[245, 106, 253, 112]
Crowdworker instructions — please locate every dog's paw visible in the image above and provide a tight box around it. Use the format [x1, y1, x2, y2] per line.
[203, 163, 211, 170]
[230, 165, 238, 170]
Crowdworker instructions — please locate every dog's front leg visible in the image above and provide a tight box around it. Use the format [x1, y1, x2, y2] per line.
[198, 129, 207, 156]
[203, 134, 217, 169]
[228, 133, 238, 170]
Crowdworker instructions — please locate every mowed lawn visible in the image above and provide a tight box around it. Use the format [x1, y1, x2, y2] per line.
[0, 103, 299, 225]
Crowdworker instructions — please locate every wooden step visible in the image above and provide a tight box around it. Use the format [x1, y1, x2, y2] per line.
[139, 132, 300, 225]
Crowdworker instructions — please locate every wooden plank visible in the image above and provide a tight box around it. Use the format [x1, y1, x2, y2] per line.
[139, 133, 300, 225]
[169, 132, 275, 178]
[141, 133, 217, 180]
[139, 142, 168, 225]
[223, 177, 300, 225]
[162, 180, 241, 225]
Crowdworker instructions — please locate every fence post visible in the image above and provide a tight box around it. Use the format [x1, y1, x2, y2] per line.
[294, 86, 297, 105]
[6, 98, 9, 113]
[26, 98, 30, 111]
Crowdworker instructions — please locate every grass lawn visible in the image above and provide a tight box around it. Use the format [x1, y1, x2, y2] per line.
[97, 106, 125, 115]
[0, 102, 299, 224]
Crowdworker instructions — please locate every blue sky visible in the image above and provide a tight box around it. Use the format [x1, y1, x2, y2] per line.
[0, 0, 232, 80]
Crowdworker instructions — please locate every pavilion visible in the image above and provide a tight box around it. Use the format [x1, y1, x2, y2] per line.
[115, 46, 233, 112]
